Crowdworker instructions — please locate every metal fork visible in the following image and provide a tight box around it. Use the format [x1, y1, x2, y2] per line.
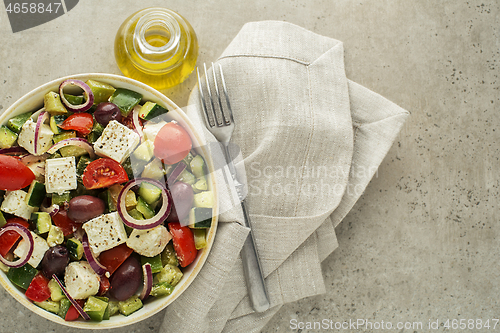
[197, 63, 270, 313]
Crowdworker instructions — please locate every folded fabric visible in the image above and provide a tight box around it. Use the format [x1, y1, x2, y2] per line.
[160, 20, 409, 333]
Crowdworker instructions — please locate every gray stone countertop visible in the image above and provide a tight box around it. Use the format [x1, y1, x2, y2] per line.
[0, 0, 498, 332]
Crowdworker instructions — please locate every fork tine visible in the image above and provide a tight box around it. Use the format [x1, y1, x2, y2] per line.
[218, 63, 234, 124]
[205, 63, 222, 127]
[197, 66, 216, 128]
[196, 67, 213, 128]
[211, 62, 229, 127]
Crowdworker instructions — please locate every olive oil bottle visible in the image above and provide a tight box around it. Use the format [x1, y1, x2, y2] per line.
[114, 8, 198, 90]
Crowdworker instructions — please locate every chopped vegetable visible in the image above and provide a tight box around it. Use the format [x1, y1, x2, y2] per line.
[0, 78, 214, 322]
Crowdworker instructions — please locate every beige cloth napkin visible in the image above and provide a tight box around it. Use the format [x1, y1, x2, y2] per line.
[160, 21, 409, 333]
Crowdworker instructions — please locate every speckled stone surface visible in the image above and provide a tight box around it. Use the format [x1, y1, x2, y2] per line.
[0, 0, 498, 332]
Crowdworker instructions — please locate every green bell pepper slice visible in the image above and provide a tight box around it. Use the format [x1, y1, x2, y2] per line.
[7, 263, 38, 290]
[109, 88, 142, 117]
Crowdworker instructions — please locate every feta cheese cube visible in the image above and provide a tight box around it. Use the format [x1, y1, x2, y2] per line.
[45, 157, 77, 194]
[82, 212, 128, 255]
[17, 118, 54, 156]
[1, 190, 36, 220]
[93, 120, 140, 164]
[14, 231, 49, 268]
[126, 225, 171, 257]
[64, 261, 100, 300]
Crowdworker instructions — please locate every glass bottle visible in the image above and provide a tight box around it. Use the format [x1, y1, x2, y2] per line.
[114, 8, 198, 90]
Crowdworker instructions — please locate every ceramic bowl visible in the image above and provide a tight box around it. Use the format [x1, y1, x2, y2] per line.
[0, 73, 218, 329]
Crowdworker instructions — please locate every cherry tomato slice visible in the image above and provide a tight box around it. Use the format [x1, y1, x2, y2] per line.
[0, 218, 30, 257]
[98, 243, 134, 275]
[98, 275, 110, 296]
[154, 122, 192, 164]
[52, 210, 79, 237]
[25, 273, 51, 302]
[64, 300, 85, 321]
[0, 154, 35, 191]
[168, 222, 197, 267]
[59, 113, 94, 136]
[82, 158, 128, 190]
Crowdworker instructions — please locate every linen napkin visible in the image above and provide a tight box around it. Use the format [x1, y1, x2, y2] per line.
[160, 20, 409, 333]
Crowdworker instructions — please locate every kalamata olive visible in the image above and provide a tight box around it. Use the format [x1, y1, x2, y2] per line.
[68, 195, 105, 223]
[109, 256, 142, 301]
[166, 181, 194, 223]
[41, 245, 70, 279]
[94, 102, 122, 126]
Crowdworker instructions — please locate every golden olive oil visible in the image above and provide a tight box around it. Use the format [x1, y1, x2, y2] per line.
[114, 8, 198, 90]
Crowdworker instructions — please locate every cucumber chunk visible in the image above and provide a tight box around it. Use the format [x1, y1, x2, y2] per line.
[48, 278, 65, 302]
[66, 238, 84, 260]
[107, 300, 120, 317]
[26, 180, 46, 207]
[138, 101, 169, 120]
[132, 140, 155, 163]
[0, 125, 18, 148]
[192, 176, 208, 193]
[178, 168, 196, 185]
[138, 181, 162, 205]
[156, 264, 183, 287]
[106, 185, 137, 212]
[47, 225, 64, 247]
[141, 158, 165, 181]
[189, 155, 206, 178]
[136, 196, 155, 219]
[49, 115, 67, 134]
[0, 212, 6, 228]
[193, 191, 214, 208]
[118, 296, 143, 316]
[84, 296, 109, 321]
[34, 299, 60, 314]
[86, 79, 116, 105]
[52, 192, 71, 206]
[127, 208, 144, 221]
[88, 122, 105, 143]
[150, 282, 174, 297]
[160, 243, 178, 267]
[193, 229, 207, 250]
[31, 212, 52, 235]
[44, 91, 67, 115]
[76, 155, 94, 177]
[188, 207, 212, 229]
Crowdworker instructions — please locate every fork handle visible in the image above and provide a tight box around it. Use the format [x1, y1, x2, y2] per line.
[240, 199, 270, 313]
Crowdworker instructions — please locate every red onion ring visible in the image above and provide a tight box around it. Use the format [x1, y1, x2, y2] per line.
[166, 162, 187, 187]
[47, 137, 96, 159]
[34, 111, 49, 155]
[117, 178, 171, 230]
[82, 234, 107, 276]
[59, 79, 94, 113]
[0, 223, 34, 268]
[139, 263, 153, 301]
[132, 105, 144, 141]
[20, 153, 48, 166]
[52, 274, 91, 321]
[0, 147, 28, 155]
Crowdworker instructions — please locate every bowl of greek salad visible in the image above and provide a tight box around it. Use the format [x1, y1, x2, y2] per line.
[0, 73, 218, 328]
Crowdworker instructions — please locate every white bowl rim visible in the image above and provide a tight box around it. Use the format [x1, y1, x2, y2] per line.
[0, 73, 218, 329]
